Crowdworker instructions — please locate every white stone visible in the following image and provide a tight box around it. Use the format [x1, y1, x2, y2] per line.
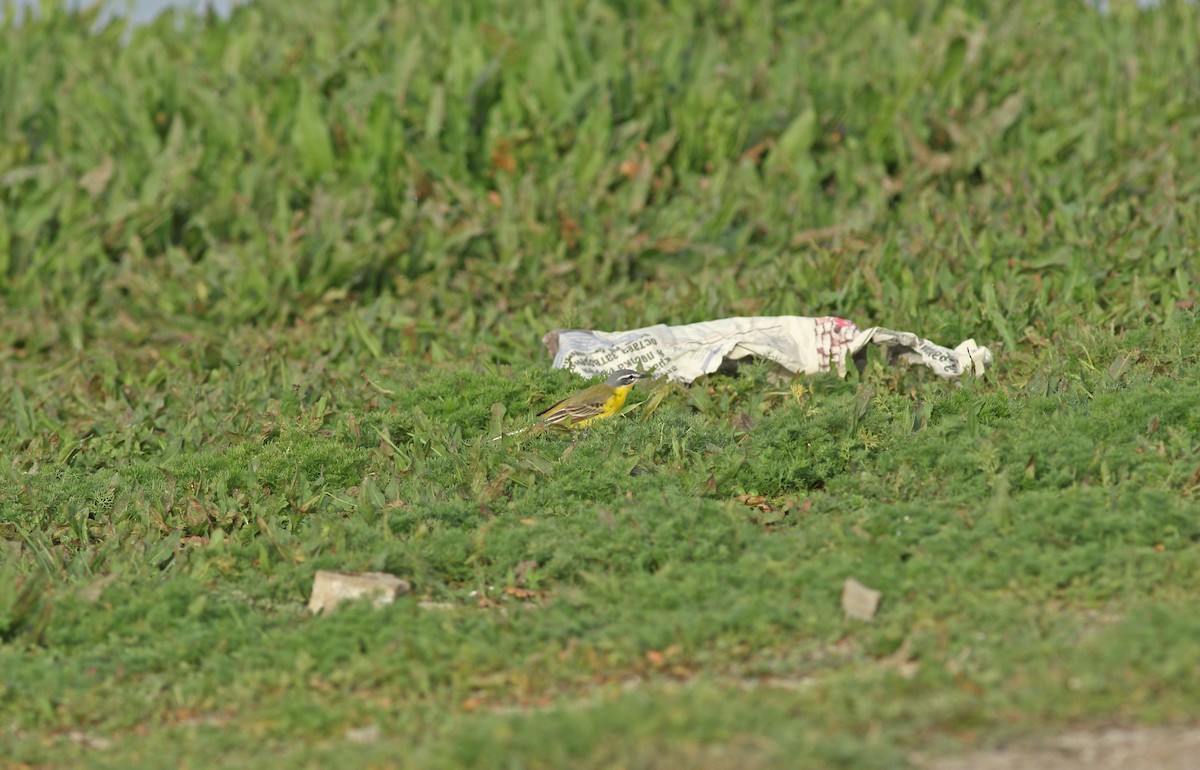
[307, 570, 410, 614]
[841, 578, 882, 621]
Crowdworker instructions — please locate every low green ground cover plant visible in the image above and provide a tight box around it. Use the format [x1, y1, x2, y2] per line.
[2, 0, 1198, 766]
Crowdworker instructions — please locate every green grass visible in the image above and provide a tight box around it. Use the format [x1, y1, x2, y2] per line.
[2, 0, 1200, 766]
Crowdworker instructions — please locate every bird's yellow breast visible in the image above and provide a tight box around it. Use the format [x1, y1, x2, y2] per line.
[575, 384, 633, 427]
[601, 384, 633, 413]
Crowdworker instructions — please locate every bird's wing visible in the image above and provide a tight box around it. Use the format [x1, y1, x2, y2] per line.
[537, 385, 607, 425]
[535, 397, 570, 418]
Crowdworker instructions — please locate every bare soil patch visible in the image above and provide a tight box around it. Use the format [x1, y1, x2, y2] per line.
[915, 726, 1200, 770]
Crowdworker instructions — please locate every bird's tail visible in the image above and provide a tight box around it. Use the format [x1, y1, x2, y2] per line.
[489, 426, 529, 442]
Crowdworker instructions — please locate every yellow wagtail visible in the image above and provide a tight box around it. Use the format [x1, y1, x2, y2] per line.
[536, 369, 649, 428]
